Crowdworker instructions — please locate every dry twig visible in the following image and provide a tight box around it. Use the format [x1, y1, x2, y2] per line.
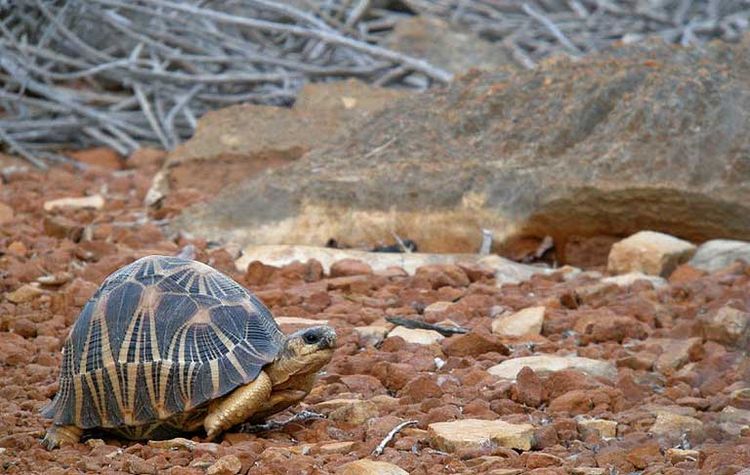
[372, 420, 418, 456]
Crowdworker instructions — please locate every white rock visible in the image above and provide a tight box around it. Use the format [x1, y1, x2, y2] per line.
[607, 230, 696, 277]
[689, 239, 750, 272]
[478, 254, 556, 285]
[388, 326, 444, 345]
[491, 306, 545, 337]
[428, 419, 534, 452]
[645, 337, 702, 374]
[43, 194, 105, 211]
[666, 448, 699, 464]
[338, 460, 409, 475]
[487, 355, 616, 381]
[601, 272, 668, 289]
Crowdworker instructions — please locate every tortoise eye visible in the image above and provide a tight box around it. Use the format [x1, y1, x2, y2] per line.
[303, 332, 320, 345]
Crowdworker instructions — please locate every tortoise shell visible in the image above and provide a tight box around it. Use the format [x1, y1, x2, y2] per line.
[41, 255, 285, 437]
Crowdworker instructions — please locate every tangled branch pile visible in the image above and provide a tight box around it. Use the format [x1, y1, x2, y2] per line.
[2, 0, 750, 168]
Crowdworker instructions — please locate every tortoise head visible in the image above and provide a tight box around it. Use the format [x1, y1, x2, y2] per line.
[266, 326, 337, 386]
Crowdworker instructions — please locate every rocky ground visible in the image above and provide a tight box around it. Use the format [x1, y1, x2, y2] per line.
[1, 150, 749, 474]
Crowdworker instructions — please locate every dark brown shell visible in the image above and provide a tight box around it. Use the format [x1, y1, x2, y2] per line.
[41, 255, 285, 430]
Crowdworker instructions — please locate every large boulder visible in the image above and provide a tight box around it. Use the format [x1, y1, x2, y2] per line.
[169, 38, 750, 257]
[147, 79, 406, 203]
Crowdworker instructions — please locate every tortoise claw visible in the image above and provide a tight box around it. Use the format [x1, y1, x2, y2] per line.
[42, 425, 83, 450]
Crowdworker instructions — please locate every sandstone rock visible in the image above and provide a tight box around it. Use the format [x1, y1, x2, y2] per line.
[206, 455, 242, 475]
[355, 325, 391, 346]
[701, 304, 750, 347]
[600, 272, 668, 289]
[577, 418, 617, 439]
[488, 355, 616, 381]
[330, 258, 373, 277]
[513, 366, 542, 407]
[648, 338, 702, 374]
[0, 202, 13, 224]
[428, 419, 534, 452]
[383, 15, 512, 75]
[666, 448, 699, 464]
[170, 40, 750, 254]
[337, 460, 409, 475]
[688, 239, 750, 272]
[43, 194, 105, 211]
[313, 398, 379, 424]
[148, 79, 405, 203]
[316, 441, 355, 455]
[5, 284, 44, 303]
[388, 327, 444, 345]
[442, 332, 509, 357]
[607, 231, 696, 277]
[492, 306, 545, 337]
[649, 411, 704, 443]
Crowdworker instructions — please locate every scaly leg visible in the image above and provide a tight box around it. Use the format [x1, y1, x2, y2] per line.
[42, 424, 83, 450]
[203, 370, 272, 440]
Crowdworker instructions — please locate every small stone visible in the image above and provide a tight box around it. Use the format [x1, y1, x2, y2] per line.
[274, 316, 329, 329]
[601, 272, 668, 288]
[338, 460, 409, 475]
[701, 304, 750, 347]
[5, 284, 44, 303]
[388, 326, 444, 345]
[577, 418, 617, 439]
[7, 241, 26, 254]
[43, 215, 84, 241]
[354, 325, 390, 346]
[666, 448, 699, 464]
[492, 306, 545, 337]
[147, 437, 196, 451]
[428, 419, 534, 452]
[626, 440, 662, 469]
[43, 194, 105, 211]
[328, 399, 380, 425]
[513, 366, 542, 407]
[68, 147, 122, 169]
[316, 441, 355, 455]
[571, 469, 606, 475]
[607, 231, 696, 277]
[548, 390, 593, 415]
[442, 331, 509, 357]
[206, 455, 242, 475]
[85, 438, 106, 448]
[649, 411, 704, 443]
[423, 301, 453, 317]
[0, 202, 13, 224]
[668, 264, 707, 284]
[330, 259, 373, 277]
[649, 338, 702, 374]
[488, 355, 616, 381]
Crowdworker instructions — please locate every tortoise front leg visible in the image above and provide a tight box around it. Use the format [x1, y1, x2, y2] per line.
[42, 424, 83, 450]
[203, 370, 272, 440]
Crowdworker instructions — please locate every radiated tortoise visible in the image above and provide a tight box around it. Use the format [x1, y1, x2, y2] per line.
[41, 255, 336, 449]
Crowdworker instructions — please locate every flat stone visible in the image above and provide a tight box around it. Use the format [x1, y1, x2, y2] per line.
[688, 239, 750, 272]
[147, 438, 196, 450]
[577, 418, 617, 439]
[316, 441, 356, 455]
[388, 326, 444, 345]
[428, 419, 534, 452]
[354, 325, 391, 346]
[337, 460, 409, 475]
[43, 194, 105, 211]
[607, 231, 696, 277]
[492, 306, 545, 337]
[701, 305, 750, 347]
[487, 355, 616, 381]
[601, 272, 668, 289]
[5, 284, 44, 303]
